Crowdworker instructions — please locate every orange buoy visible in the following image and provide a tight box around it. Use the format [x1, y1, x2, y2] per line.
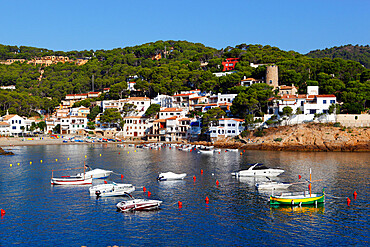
[104, 181, 107, 184]
[347, 197, 351, 206]
[121, 174, 124, 180]
[143, 186, 146, 192]
[216, 180, 219, 186]
[200, 169, 203, 174]
[178, 201, 182, 208]
[299, 175, 301, 179]
[1, 209, 5, 216]
[240, 152, 242, 155]
[193, 176, 196, 181]
[148, 191, 151, 197]
[353, 191, 357, 200]
[205, 196, 209, 204]
[243, 150, 245, 152]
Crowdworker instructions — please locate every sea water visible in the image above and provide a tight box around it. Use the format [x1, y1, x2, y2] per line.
[0, 144, 369, 246]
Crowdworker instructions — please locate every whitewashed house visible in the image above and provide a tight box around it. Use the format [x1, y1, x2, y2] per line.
[209, 118, 245, 141]
[121, 116, 152, 138]
[0, 114, 27, 136]
[158, 108, 187, 119]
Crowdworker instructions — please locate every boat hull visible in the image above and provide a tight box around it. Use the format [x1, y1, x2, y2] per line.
[116, 199, 162, 212]
[270, 193, 325, 205]
[157, 172, 187, 181]
[89, 184, 135, 197]
[51, 177, 93, 185]
[234, 169, 284, 177]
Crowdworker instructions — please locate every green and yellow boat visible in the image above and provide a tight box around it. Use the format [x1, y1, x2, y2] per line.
[270, 190, 325, 206]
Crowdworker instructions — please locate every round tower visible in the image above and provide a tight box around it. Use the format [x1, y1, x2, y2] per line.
[266, 65, 279, 89]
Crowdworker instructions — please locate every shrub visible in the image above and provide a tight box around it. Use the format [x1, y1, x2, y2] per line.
[333, 122, 341, 127]
[254, 129, 266, 137]
[240, 130, 250, 138]
[274, 138, 282, 142]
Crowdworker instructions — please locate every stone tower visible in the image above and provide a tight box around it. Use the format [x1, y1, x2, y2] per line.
[266, 65, 279, 90]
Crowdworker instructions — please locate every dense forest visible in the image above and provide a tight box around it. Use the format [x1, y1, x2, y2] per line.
[306, 44, 370, 69]
[0, 41, 369, 117]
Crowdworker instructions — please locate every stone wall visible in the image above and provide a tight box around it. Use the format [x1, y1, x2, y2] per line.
[337, 114, 370, 127]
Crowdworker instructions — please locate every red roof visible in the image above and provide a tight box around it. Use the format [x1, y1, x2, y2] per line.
[173, 93, 194, 97]
[307, 94, 336, 98]
[160, 108, 183, 112]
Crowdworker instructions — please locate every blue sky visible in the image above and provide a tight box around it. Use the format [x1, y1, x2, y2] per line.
[1, 0, 369, 54]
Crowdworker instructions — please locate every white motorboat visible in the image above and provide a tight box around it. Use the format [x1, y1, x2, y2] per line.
[76, 166, 113, 179]
[255, 180, 292, 190]
[197, 146, 214, 154]
[226, 148, 238, 152]
[157, 172, 187, 181]
[231, 163, 284, 177]
[116, 193, 162, 212]
[51, 175, 92, 185]
[89, 182, 135, 197]
[214, 149, 221, 153]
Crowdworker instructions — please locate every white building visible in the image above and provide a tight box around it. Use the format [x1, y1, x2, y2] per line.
[209, 118, 245, 141]
[151, 94, 174, 108]
[0, 114, 27, 136]
[121, 116, 152, 138]
[102, 97, 151, 116]
[158, 108, 187, 119]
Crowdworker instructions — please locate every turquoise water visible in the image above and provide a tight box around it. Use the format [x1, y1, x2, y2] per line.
[0, 144, 369, 246]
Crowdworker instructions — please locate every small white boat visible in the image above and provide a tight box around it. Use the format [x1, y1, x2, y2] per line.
[231, 163, 284, 177]
[157, 172, 187, 181]
[255, 181, 292, 190]
[51, 176, 92, 185]
[116, 193, 162, 212]
[214, 148, 221, 153]
[89, 182, 135, 197]
[198, 146, 214, 154]
[76, 166, 113, 179]
[226, 148, 238, 152]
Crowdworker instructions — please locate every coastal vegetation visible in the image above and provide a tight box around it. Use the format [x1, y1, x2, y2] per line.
[0, 41, 369, 118]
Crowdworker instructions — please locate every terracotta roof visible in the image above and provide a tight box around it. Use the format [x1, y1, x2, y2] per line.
[280, 86, 295, 89]
[308, 94, 336, 98]
[123, 116, 149, 119]
[166, 116, 178, 120]
[2, 114, 17, 121]
[173, 93, 194, 97]
[160, 108, 183, 112]
[220, 118, 244, 122]
[0, 121, 10, 126]
[241, 78, 260, 81]
[154, 119, 166, 122]
[179, 118, 192, 121]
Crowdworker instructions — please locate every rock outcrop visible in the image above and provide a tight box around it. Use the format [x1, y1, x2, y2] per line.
[0, 147, 14, 155]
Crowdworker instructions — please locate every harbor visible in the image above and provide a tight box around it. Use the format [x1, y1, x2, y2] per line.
[0, 144, 368, 246]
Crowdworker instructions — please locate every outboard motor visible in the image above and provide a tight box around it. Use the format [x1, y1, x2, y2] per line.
[95, 190, 101, 199]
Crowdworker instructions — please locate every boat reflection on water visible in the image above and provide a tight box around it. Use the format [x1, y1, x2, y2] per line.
[270, 204, 325, 215]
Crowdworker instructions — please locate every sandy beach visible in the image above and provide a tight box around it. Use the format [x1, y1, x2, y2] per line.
[0, 137, 79, 147]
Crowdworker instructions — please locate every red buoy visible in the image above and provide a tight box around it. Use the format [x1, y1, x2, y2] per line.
[1, 209, 5, 216]
[216, 180, 219, 186]
[193, 175, 196, 181]
[143, 186, 146, 192]
[148, 191, 151, 197]
[353, 191, 357, 200]
[243, 150, 245, 152]
[178, 201, 182, 208]
[200, 169, 203, 174]
[299, 175, 302, 179]
[121, 174, 124, 180]
[104, 181, 107, 184]
[205, 196, 209, 204]
[119, 152, 120, 154]
[347, 197, 351, 206]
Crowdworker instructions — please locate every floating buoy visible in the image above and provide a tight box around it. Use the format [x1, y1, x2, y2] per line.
[225, 150, 227, 152]
[219, 152, 220, 154]
[85, 155, 87, 158]
[104, 181, 107, 184]
[169, 147, 171, 149]
[347, 197, 351, 206]
[200, 169, 203, 174]
[17, 163, 20, 166]
[67, 158, 70, 160]
[99, 154, 101, 157]
[1, 209, 5, 216]
[299, 175, 302, 179]
[40, 160, 43, 163]
[55, 159, 58, 162]
[10, 164, 12, 167]
[143, 186, 146, 192]
[118, 152, 120, 155]
[240, 152, 243, 155]
[353, 191, 357, 200]
[148, 191, 151, 197]
[216, 180, 219, 186]
[127, 151, 129, 154]
[30, 161, 32, 165]
[135, 150, 136, 152]
[205, 196, 209, 204]
[243, 150, 245, 152]
[178, 201, 182, 208]
[193, 176, 196, 181]
[121, 174, 124, 180]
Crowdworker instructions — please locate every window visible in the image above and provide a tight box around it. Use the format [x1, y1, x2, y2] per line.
[220, 124, 224, 127]
[309, 109, 317, 114]
[330, 100, 335, 104]
[228, 124, 231, 127]
[323, 100, 327, 104]
[12, 120, 14, 124]
[232, 124, 235, 127]
[227, 130, 231, 133]
[12, 126, 16, 129]
[232, 130, 235, 133]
